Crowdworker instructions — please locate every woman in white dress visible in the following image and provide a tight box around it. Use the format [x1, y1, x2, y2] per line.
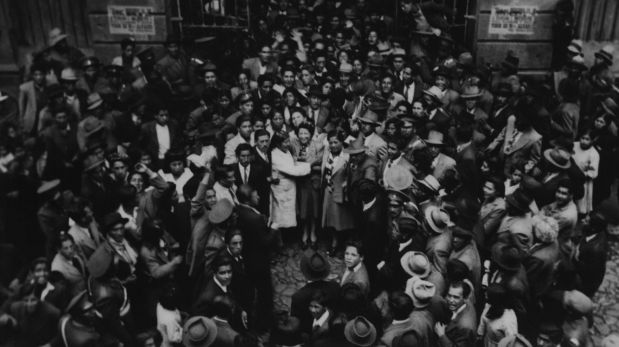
[269, 132, 311, 229]
[572, 129, 599, 218]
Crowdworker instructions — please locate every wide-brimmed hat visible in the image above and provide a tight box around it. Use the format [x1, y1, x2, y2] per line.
[391, 48, 406, 58]
[300, 250, 331, 281]
[498, 334, 533, 347]
[452, 225, 474, 240]
[387, 188, 411, 203]
[601, 97, 619, 117]
[384, 166, 414, 190]
[102, 212, 128, 230]
[344, 316, 377, 347]
[460, 85, 482, 99]
[339, 62, 353, 74]
[377, 41, 393, 56]
[417, 175, 441, 193]
[367, 54, 384, 68]
[208, 199, 234, 224]
[405, 277, 436, 308]
[567, 39, 583, 55]
[60, 68, 78, 81]
[424, 130, 444, 146]
[505, 190, 533, 213]
[401, 251, 431, 278]
[83, 154, 104, 172]
[563, 290, 593, 315]
[81, 56, 100, 69]
[424, 206, 451, 234]
[398, 216, 420, 234]
[37, 179, 61, 195]
[367, 95, 390, 113]
[87, 93, 104, 111]
[165, 150, 186, 164]
[566, 55, 587, 71]
[183, 316, 218, 347]
[344, 135, 367, 155]
[82, 117, 105, 137]
[595, 44, 615, 66]
[357, 109, 381, 126]
[270, 315, 302, 346]
[491, 243, 522, 272]
[48, 28, 68, 47]
[86, 244, 114, 278]
[308, 85, 323, 98]
[47, 84, 65, 99]
[543, 148, 571, 170]
[423, 86, 443, 103]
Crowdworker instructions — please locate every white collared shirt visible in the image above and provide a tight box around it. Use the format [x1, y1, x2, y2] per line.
[41, 282, 55, 301]
[429, 109, 437, 120]
[312, 310, 330, 328]
[256, 148, 269, 163]
[214, 276, 228, 293]
[451, 303, 467, 320]
[363, 198, 377, 212]
[155, 124, 171, 159]
[399, 238, 412, 252]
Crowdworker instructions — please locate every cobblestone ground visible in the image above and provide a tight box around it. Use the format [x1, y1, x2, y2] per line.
[271, 241, 619, 346]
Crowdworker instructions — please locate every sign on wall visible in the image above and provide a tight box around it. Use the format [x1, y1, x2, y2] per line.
[108, 5, 155, 35]
[488, 6, 538, 35]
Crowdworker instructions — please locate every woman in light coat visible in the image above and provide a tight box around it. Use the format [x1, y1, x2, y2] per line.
[572, 129, 599, 218]
[270, 132, 311, 229]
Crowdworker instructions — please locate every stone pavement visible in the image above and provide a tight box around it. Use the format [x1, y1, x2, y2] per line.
[270, 240, 619, 346]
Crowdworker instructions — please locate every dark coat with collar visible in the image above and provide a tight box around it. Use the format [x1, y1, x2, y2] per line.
[426, 107, 452, 133]
[193, 276, 227, 316]
[234, 162, 269, 204]
[379, 239, 419, 291]
[214, 318, 239, 347]
[439, 303, 477, 347]
[576, 231, 607, 297]
[524, 241, 560, 298]
[138, 119, 180, 164]
[455, 142, 482, 200]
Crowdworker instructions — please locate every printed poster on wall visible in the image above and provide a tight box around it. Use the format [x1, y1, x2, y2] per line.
[488, 5, 537, 35]
[108, 6, 155, 35]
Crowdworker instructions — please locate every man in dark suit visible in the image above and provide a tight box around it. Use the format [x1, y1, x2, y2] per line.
[234, 143, 269, 204]
[575, 213, 608, 297]
[423, 86, 452, 134]
[242, 45, 279, 81]
[139, 103, 179, 170]
[252, 129, 272, 214]
[455, 125, 482, 200]
[396, 63, 425, 104]
[358, 181, 388, 275]
[211, 295, 240, 347]
[304, 86, 331, 130]
[236, 184, 274, 332]
[253, 74, 282, 106]
[290, 251, 340, 330]
[435, 281, 477, 347]
[378, 216, 421, 292]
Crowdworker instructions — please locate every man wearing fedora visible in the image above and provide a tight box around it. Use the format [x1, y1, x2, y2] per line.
[424, 130, 456, 184]
[380, 138, 416, 187]
[355, 109, 387, 159]
[77, 93, 118, 153]
[40, 107, 79, 179]
[290, 251, 340, 330]
[182, 315, 218, 347]
[423, 206, 453, 275]
[422, 86, 452, 133]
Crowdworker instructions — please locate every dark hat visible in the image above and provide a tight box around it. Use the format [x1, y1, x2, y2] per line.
[400, 251, 431, 278]
[367, 54, 384, 68]
[344, 135, 367, 155]
[433, 65, 451, 78]
[136, 47, 155, 64]
[491, 243, 522, 272]
[494, 82, 514, 97]
[82, 117, 105, 137]
[87, 93, 104, 111]
[37, 179, 61, 195]
[182, 316, 218, 347]
[83, 154, 104, 172]
[398, 216, 420, 234]
[208, 199, 234, 224]
[460, 85, 482, 99]
[103, 65, 123, 77]
[543, 148, 571, 170]
[86, 244, 114, 278]
[367, 95, 390, 113]
[502, 53, 520, 72]
[344, 316, 377, 347]
[452, 225, 474, 239]
[47, 84, 65, 99]
[102, 212, 128, 230]
[270, 315, 302, 346]
[505, 190, 533, 213]
[308, 85, 323, 98]
[300, 250, 331, 281]
[387, 188, 411, 203]
[165, 150, 186, 164]
[392, 330, 420, 347]
[601, 97, 619, 117]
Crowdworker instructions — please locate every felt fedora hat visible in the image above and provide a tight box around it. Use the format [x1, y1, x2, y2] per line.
[417, 174, 441, 193]
[344, 135, 368, 155]
[48, 28, 68, 47]
[300, 250, 331, 281]
[344, 316, 377, 347]
[491, 243, 523, 272]
[37, 179, 61, 195]
[543, 148, 571, 170]
[102, 212, 129, 230]
[595, 44, 615, 66]
[505, 190, 533, 213]
[400, 251, 431, 278]
[424, 130, 445, 146]
[183, 316, 218, 347]
[460, 84, 483, 99]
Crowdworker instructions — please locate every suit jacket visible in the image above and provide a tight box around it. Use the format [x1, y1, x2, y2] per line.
[303, 105, 330, 130]
[381, 319, 417, 347]
[236, 204, 271, 268]
[439, 303, 477, 347]
[433, 153, 457, 183]
[340, 262, 370, 296]
[290, 280, 340, 329]
[524, 241, 560, 298]
[193, 277, 226, 316]
[234, 163, 269, 199]
[576, 232, 607, 297]
[491, 266, 529, 314]
[380, 155, 416, 187]
[426, 230, 453, 275]
[427, 108, 452, 133]
[397, 79, 425, 104]
[68, 222, 105, 259]
[214, 319, 239, 347]
[242, 57, 279, 81]
[321, 151, 350, 204]
[449, 242, 482, 291]
[455, 143, 482, 200]
[18, 81, 46, 134]
[489, 117, 542, 176]
[139, 120, 180, 162]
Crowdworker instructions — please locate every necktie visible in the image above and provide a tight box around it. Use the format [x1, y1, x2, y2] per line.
[243, 167, 248, 184]
[72, 257, 85, 276]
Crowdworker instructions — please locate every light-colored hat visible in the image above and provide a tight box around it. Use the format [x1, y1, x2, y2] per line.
[400, 251, 431, 278]
[391, 48, 406, 57]
[208, 199, 234, 224]
[37, 179, 61, 195]
[87, 93, 104, 110]
[60, 68, 78, 81]
[339, 62, 353, 74]
[595, 44, 615, 65]
[357, 110, 381, 125]
[183, 316, 218, 347]
[48, 28, 68, 47]
[543, 148, 571, 170]
[423, 85, 443, 102]
[417, 174, 441, 192]
[460, 85, 482, 99]
[567, 39, 583, 55]
[424, 130, 444, 146]
[384, 166, 413, 190]
[344, 316, 377, 347]
[405, 277, 436, 308]
[424, 206, 451, 234]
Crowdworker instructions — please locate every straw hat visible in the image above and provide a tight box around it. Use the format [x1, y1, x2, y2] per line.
[400, 251, 431, 278]
[48, 28, 68, 47]
[182, 316, 218, 347]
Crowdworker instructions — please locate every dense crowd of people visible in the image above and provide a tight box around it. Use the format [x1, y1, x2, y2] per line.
[0, 0, 618, 346]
